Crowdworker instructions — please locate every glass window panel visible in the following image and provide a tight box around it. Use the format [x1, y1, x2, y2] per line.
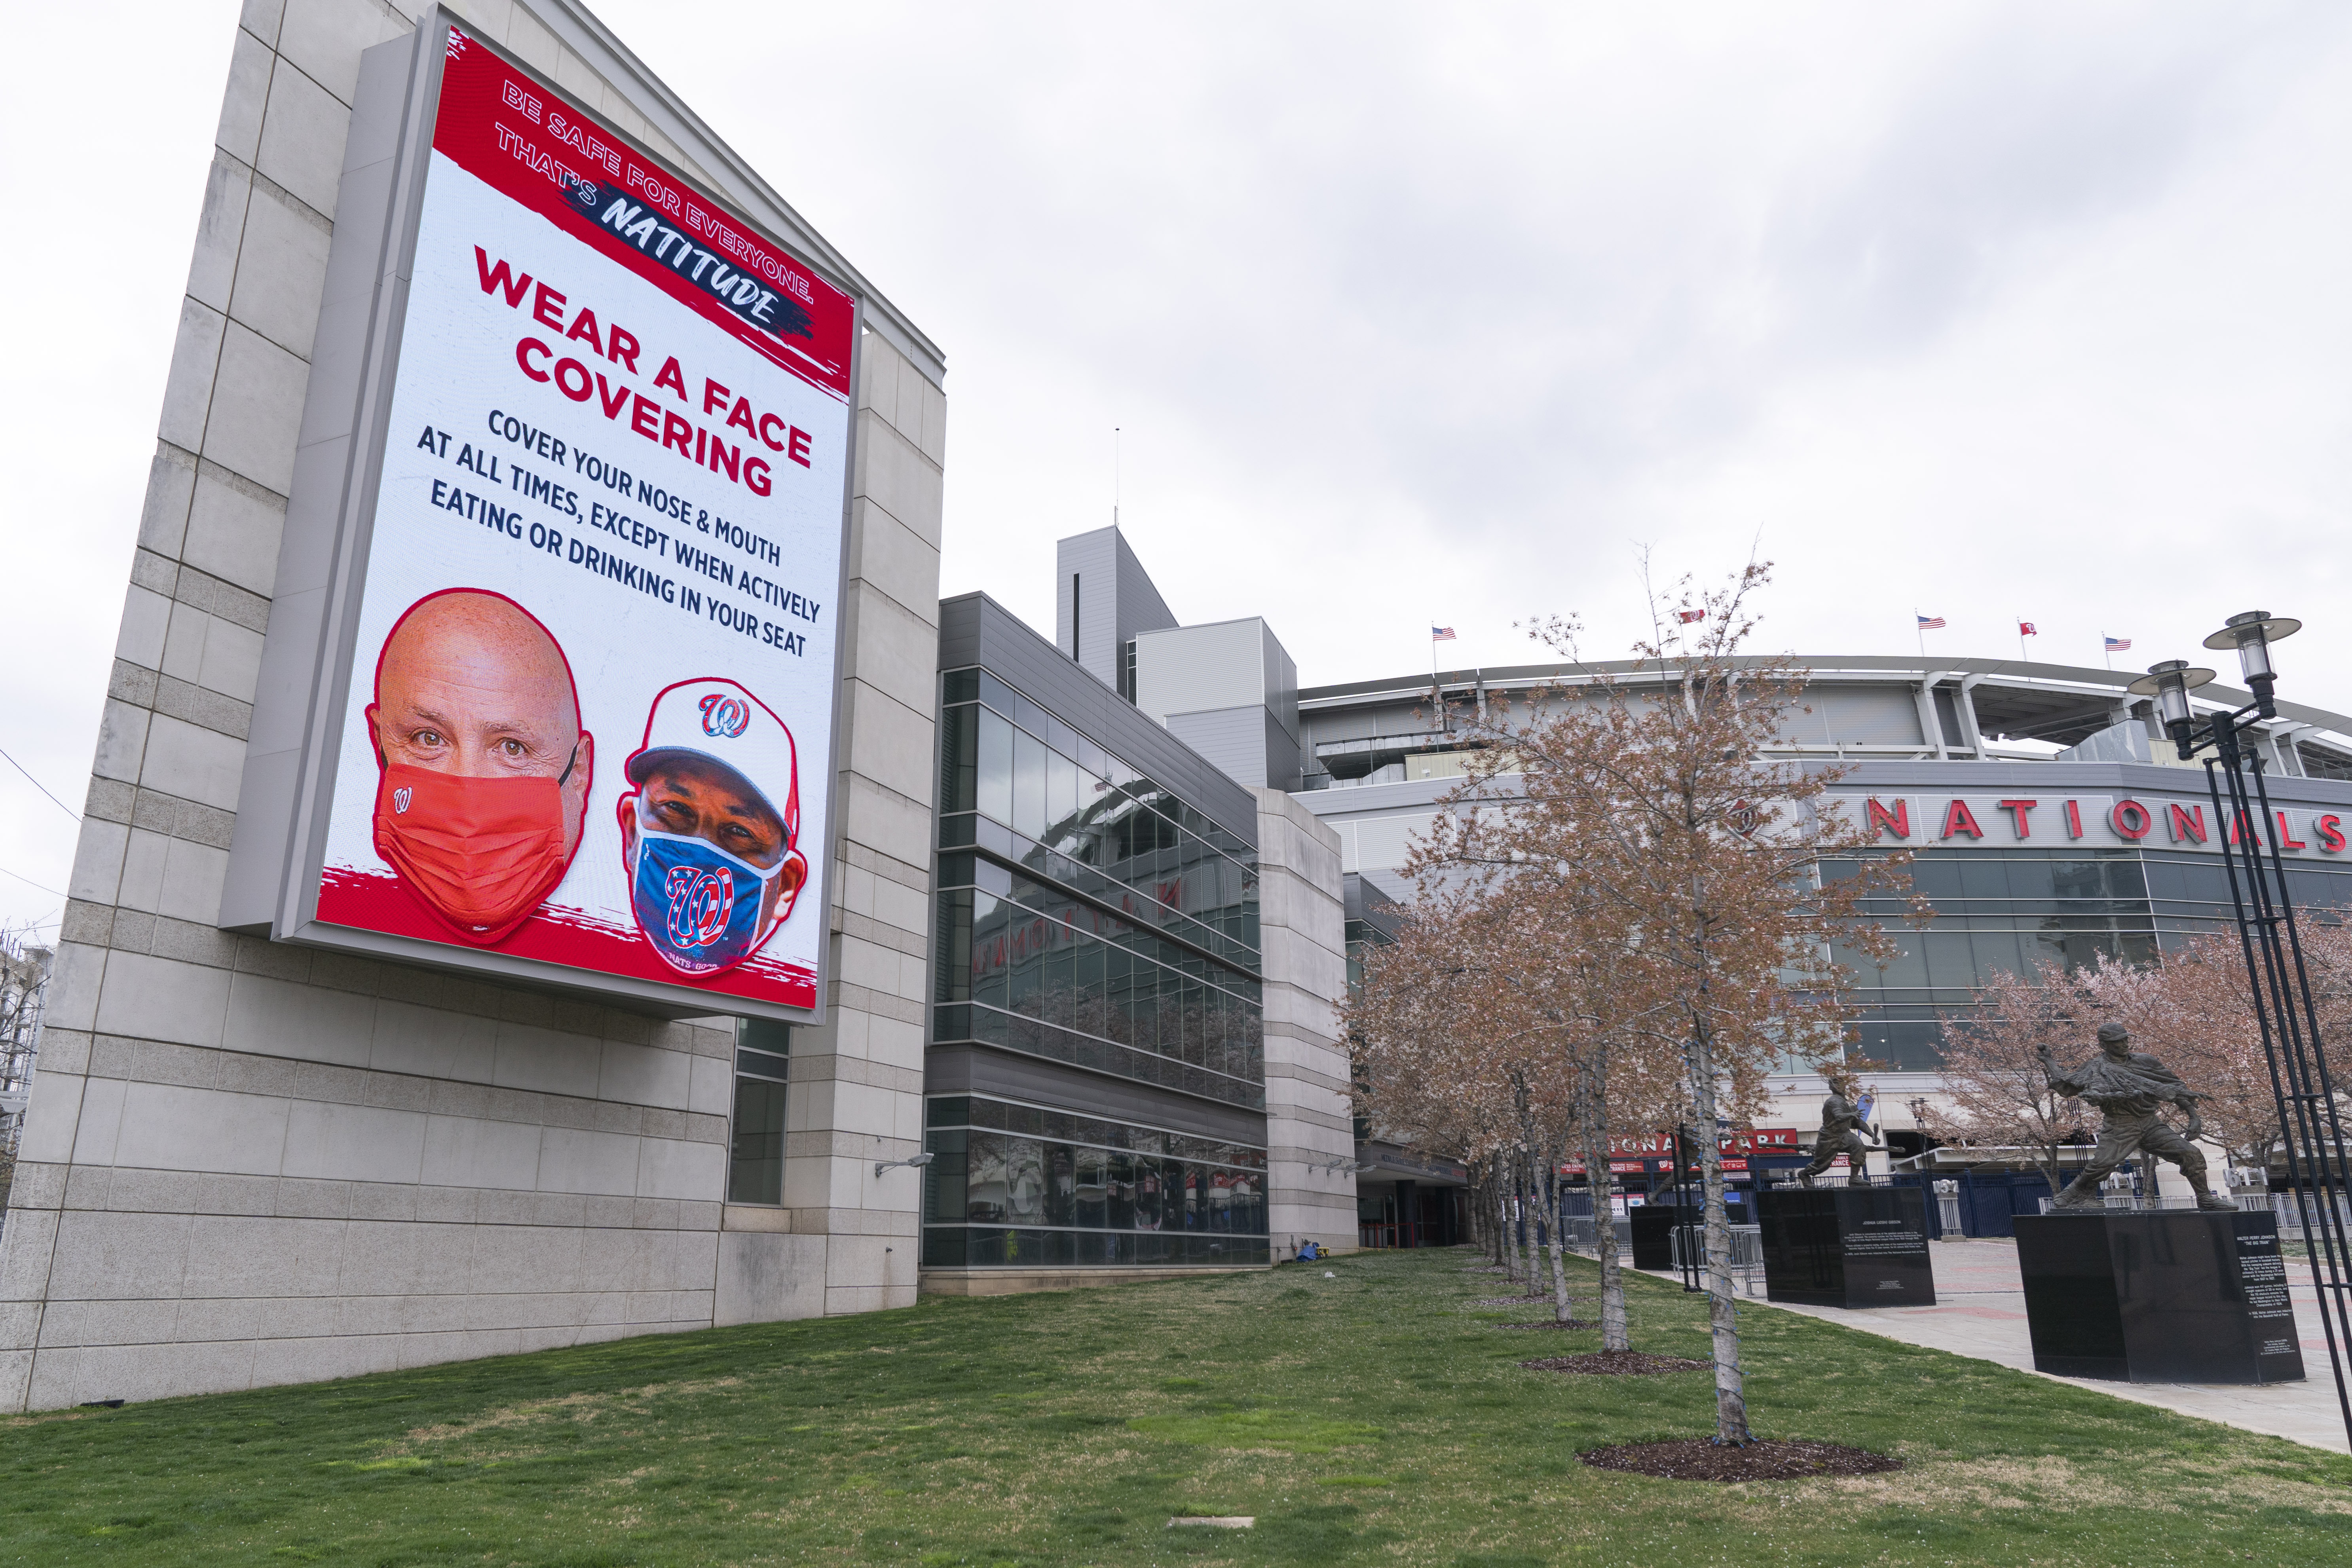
[1014, 691, 1050, 739]
[977, 706, 1013, 825]
[737, 1048, 790, 1081]
[935, 889, 972, 1004]
[1043, 1143, 1077, 1226]
[942, 668, 979, 704]
[1107, 1152, 1137, 1229]
[1013, 726, 1046, 839]
[1075, 1146, 1108, 1227]
[1134, 1156, 1167, 1231]
[1956, 857, 2011, 900]
[1048, 746, 1079, 835]
[1005, 1137, 1046, 1225]
[922, 1129, 966, 1223]
[965, 1131, 1010, 1223]
[940, 704, 977, 813]
[727, 1076, 786, 1205]
[978, 669, 1016, 717]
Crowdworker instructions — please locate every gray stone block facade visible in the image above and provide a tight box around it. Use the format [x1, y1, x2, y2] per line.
[0, 0, 944, 1412]
[1254, 789, 1357, 1254]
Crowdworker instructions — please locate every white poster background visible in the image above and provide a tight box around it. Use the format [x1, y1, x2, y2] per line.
[317, 149, 847, 997]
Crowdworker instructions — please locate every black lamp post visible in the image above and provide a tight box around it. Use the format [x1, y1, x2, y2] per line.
[2128, 612, 2352, 1445]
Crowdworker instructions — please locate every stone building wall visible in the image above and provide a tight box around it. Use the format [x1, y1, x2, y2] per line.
[1254, 788, 1357, 1254]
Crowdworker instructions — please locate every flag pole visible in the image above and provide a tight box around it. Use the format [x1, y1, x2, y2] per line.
[2018, 617, 2026, 663]
[1914, 609, 1924, 661]
[2101, 636, 2112, 672]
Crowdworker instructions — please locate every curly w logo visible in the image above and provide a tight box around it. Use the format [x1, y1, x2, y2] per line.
[663, 866, 737, 948]
[699, 693, 750, 738]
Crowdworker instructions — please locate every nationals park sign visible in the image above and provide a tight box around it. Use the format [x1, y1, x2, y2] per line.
[1839, 792, 2351, 855]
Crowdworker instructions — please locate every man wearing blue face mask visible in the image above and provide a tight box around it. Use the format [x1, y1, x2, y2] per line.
[616, 678, 809, 977]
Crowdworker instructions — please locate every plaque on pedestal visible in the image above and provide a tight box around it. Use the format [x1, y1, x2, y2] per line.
[1756, 1186, 1936, 1307]
[2014, 1209, 2304, 1384]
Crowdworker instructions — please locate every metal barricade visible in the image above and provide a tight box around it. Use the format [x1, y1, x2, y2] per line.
[2274, 1190, 2352, 1243]
[1565, 1214, 1634, 1257]
[1670, 1222, 1767, 1297]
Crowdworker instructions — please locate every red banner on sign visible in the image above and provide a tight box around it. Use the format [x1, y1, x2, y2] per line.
[435, 28, 856, 399]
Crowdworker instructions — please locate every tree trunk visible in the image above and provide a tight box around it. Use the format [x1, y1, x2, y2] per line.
[1580, 1053, 1629, 1351]
[1545, 1150, 1573, 1322]
[1495, 1173, 1517, 1280]
[1686, 1020, 1752, 1445]
[1520, 1153, 1542, 1288]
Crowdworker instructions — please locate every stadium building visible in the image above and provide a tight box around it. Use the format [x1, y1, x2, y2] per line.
[1047, 526, 2352, 1233]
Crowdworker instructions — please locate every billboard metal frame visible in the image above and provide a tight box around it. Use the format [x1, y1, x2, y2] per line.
[223, 7, 868, 1024]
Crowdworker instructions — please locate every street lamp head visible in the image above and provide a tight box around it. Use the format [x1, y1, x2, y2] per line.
[2127, 659, 2216, 754]
[873, 1150, 936, 1178]
[2202, 611, 2300, 714]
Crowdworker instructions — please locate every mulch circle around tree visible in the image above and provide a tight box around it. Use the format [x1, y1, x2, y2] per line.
[1519, 1352, 1708, 1376]
[1496, 1319, 1601, 1331]
[1579, 1438, 1906, 1482]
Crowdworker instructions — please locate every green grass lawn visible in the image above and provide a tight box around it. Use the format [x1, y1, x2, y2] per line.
[4, 1246, 2348, 1566]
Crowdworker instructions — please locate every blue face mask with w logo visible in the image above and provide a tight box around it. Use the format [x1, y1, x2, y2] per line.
[628, 829, 782, 975]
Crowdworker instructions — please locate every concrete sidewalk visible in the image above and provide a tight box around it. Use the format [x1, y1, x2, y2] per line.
[1721, 1238, 2349, 1455]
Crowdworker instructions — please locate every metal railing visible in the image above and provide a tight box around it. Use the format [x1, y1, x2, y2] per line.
[2036, 1194, 2244, 1215]
[2274, 1191, 2352, 1242]
[1563, 1215, 1633, 1255]
[1670, 1223, 1767, 1297]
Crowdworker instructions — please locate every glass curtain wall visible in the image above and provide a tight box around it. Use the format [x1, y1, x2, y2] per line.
[934, 668, 1266, 1110]
[1826, 847, 2352, 1070]
[922, 1095, 1270, 1267]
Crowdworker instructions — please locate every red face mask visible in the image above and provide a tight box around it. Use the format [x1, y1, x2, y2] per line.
[372, 761, 575, 944]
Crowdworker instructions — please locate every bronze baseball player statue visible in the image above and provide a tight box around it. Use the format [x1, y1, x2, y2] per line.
[2040, 1022, 2234, 1212]
[1797, 1070, 1883, 1185]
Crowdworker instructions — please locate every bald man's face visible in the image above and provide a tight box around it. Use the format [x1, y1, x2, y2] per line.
[368, 594, 593, 851]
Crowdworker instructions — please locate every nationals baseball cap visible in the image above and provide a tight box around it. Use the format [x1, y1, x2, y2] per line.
[623, 678, 800, 843]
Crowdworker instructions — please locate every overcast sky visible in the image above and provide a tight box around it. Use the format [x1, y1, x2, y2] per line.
[2, 0, 2349, 937]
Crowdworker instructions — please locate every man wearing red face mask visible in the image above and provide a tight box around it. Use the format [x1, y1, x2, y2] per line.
[365, 589, 593, 945]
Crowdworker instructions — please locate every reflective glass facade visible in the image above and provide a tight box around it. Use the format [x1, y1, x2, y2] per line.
[921, 1095, 1270, 1267]
[933, 667, 1266, 1111]
[1831, 847, 2352, 1070]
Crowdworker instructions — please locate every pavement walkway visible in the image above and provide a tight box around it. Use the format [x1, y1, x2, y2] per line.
[1716, 1237, 2350, 1455]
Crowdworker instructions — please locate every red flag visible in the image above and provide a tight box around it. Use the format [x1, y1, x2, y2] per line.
[1677, 609, 1705, 624]
[2019, 621, 2037, 636]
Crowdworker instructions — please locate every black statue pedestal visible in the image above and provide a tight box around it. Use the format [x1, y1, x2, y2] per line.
[1756, 1186, 1937, 1307]
[1629, 1202, 1690, 1271]
[2014, 1209, 2304, 1384]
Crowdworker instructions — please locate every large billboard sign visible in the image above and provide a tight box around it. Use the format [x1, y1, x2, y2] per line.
[245, 21, 857, 1017]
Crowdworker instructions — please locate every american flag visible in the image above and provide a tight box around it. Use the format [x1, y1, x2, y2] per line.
[2105, 635, 2132, 651]
[1431, 626, 1456, 641]
[1917, 614, 1946, 630]
[1677, 609, 1705, 624]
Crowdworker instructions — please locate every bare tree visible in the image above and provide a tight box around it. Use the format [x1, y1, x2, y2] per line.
[1409, 560, 1920, 1445]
